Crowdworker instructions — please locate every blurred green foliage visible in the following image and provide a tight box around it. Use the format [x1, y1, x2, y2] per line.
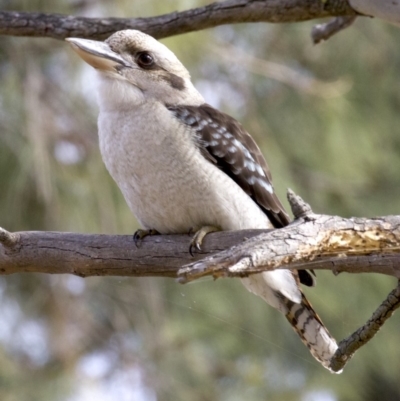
[0, 1, 400, 400]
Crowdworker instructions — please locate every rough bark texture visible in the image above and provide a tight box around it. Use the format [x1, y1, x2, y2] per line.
[179, 214, 400, 282]
[0, 0, 357, 40]
[1, 213, 400, 280]
[0, 228, 270, 277]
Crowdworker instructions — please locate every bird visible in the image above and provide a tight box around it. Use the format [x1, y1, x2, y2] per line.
[66, 30, 339, 372]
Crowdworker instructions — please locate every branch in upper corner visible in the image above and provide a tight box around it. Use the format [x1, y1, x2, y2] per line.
[329, 281, 400, 372]
[0, 0, 357, 40]
[311, 16, 357, 44]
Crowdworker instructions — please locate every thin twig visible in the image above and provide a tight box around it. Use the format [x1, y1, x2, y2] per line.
[329, 281, 400, 372]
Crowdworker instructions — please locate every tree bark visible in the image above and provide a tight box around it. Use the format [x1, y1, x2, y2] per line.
[0, 0, 357, 40]
[1, 211, 400, 280]
[0, 227, 269, 278]
[179, 213, 400, 283]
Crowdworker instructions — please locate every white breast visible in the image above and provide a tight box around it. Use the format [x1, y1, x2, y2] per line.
[98, 100, 271, 234]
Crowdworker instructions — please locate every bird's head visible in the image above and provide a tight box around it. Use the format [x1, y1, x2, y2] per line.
[66, 30, 203, 110]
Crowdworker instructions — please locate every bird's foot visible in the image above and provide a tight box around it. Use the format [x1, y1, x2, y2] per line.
[133, 228, 160, 247]
[189, 225, 220, 256]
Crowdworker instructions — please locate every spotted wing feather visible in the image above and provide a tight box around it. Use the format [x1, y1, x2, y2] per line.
[167, 104, 290, 227]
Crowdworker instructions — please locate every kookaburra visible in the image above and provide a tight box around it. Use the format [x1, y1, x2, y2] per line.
[67, 30, 339, 372]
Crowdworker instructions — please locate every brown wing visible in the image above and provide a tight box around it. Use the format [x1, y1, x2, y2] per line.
[167, 103, 290, 227]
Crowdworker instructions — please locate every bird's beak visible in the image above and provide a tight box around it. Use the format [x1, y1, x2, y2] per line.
[66, 37, 131, 71]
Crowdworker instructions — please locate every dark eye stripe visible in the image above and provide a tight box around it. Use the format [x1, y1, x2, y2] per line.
[161, 73, 185, 91]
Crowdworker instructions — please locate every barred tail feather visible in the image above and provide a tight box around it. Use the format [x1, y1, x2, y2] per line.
[284, 295, 340, 373]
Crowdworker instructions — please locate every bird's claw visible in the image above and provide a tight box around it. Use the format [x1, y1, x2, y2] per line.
[189, 241, 201, 257]
[133, 228, 159, 247]
[188, 225, 220, 256]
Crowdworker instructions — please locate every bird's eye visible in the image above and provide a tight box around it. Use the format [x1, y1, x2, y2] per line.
[137, 52, 154, 68]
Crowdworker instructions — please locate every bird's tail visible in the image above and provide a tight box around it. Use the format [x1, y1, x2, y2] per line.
[284, 294, 340, 373]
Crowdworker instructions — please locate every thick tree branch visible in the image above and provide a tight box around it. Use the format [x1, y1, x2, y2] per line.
[1, 214, 400, 279]
[0, 226, 274, 277]
[2, 206, 400, 280]
[0, 0, 357, 40]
